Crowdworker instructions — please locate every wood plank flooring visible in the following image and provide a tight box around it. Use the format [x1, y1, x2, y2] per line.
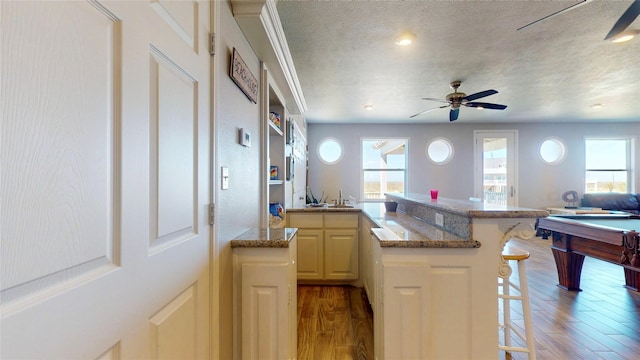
[501, 236, 640, 360]
[297, 285, 374, 360]
[298, 236, 640, 359]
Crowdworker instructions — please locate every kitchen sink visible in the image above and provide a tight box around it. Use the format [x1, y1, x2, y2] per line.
[328, 204, 354, 208]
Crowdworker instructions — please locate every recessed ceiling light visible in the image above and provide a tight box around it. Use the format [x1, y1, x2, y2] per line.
[610, 30, 640, 43]
[364, 104, 373, 110]
[395, 32, 416, 46]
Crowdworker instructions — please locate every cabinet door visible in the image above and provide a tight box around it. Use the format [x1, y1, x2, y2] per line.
[288, 236, 298, 358]
[382, 262, 430, 360]
[372, 236, 383, 359]
[324, 228, 359, 280]
[296, 229, 324, 279]
[360, 217, 375, 305]
[241, 263, 289, 360]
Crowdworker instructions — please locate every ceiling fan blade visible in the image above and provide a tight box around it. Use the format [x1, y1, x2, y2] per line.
[409, 105, 448, 118]
[517, 0, 589, 31]
[465, 102, 507, 110]
[604, 0, 640, 40]
[421, 97, 450, 104]
[449, 108, 460, 122]
[463, 89, 498, 102]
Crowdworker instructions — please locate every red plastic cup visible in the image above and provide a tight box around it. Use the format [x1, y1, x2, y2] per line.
[430, 189, 438, 200]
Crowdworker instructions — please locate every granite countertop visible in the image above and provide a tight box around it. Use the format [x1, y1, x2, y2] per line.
[386, 193, 549, 218]
[287, 203, 479, 247]
[230, 227, 298, 248]
[362, 203, 481, 248]
[287, 194, 546, 248]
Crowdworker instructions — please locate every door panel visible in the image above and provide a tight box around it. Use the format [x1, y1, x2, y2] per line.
[150, 47, 198, 251]
[1, 0, 119, 308]
[1, 1, 212, 358]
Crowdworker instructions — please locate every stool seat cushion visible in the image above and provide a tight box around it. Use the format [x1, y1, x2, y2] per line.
[502, 246, 530, 261]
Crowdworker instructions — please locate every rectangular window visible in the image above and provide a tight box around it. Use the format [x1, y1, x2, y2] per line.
[585, 138, 633, 193]
[361, 138, 408, 201]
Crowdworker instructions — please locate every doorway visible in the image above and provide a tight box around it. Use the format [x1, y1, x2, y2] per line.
[474, 130, 518, 206]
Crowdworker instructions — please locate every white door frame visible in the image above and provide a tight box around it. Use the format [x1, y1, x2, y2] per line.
[473, 130, 519, 206]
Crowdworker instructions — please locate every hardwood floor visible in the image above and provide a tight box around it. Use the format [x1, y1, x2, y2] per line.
[297, 285, 374, 360]
[297, 236, 640, 359]
[502, 236, 640, 360]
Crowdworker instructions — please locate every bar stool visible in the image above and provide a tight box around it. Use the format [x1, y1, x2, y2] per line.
[498, 246, 536, 360]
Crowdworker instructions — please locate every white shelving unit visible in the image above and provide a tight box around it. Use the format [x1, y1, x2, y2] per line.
[262, 66, 287, 228]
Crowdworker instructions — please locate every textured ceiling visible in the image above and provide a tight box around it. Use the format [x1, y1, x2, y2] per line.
[276, 0, 640, 124]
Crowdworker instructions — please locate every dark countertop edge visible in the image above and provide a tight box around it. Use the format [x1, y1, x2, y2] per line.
[377, 239, 482, 248]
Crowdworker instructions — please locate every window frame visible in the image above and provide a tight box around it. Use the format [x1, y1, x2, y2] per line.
[426, 137, 455, 165]
[316, 137, 344, 165]
[360, 137, 409, 202]
[539, 136, 567, 165]
[584, 137, 635, 193]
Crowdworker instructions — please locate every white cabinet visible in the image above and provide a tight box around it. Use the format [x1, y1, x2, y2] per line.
[289, 213, 359, 281]
[232, 234, 297, 359]
[359, 215, 376, 306]
[371, 233, 384, 359]
[296, 228, 323, 279]
[371, 226, 500, 359]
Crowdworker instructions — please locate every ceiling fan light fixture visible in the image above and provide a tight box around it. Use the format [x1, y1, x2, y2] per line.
[610, 29, 640, 43]
[395, 32, 416, 46]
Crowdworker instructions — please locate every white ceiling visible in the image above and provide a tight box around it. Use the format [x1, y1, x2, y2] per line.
[275, 0, 640, 124]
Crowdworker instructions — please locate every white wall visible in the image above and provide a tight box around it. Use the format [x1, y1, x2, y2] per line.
[307, 122, 640, 209]
[215, 2, 262, 358]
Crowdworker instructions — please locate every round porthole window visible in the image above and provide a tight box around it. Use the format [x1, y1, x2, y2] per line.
[539, 137, 567, 165]
[317, 138, 344, 165]
[426, 137, 454, 165]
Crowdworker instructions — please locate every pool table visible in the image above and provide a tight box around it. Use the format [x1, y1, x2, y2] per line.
[537, 216, 640, 291]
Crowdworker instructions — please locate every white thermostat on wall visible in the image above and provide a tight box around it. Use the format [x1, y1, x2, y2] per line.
[239, 128, 251, 147]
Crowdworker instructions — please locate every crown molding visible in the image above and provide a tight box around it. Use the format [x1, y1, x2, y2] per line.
[231, 0, 307, 114]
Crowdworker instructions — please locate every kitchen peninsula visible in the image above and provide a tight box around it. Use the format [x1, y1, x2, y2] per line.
[289, 193, 547, 359]
[374, 193, 547, 359]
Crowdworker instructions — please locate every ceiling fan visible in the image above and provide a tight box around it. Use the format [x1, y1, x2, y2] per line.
[409, 81, 507, 122]
[604, 0, 640, 41]
[517, 0, 640, 41]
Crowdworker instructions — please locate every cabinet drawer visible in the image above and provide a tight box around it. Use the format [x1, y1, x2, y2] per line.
[324, 214, 359, 228]
[288, 213, 323, 228]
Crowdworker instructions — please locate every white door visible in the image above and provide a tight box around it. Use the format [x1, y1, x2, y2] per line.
[474, 130, 518, 206]
[1, 1, 213, 358]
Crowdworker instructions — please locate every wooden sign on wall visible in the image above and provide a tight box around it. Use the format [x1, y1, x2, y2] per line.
[230, 48, 258, 103]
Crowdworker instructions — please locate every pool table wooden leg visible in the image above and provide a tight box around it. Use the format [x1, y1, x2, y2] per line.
[551, 248, 585, 291]
[623, 268, 640, 291]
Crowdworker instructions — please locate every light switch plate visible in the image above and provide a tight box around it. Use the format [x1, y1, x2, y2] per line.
[435, 213, 444, 226]
[222, 167, 229, 190]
